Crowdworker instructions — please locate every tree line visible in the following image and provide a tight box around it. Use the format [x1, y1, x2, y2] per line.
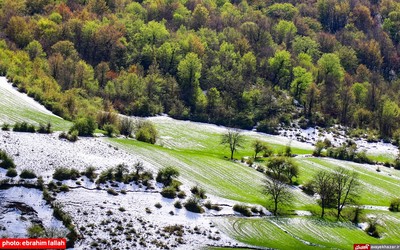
[2, 0, 400, 140]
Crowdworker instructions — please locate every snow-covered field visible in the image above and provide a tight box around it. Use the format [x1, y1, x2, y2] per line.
[0, 130, 151, 177]
[279, 125, 398, 158]
[0, 186, 66, 238]
[0, 130, 247, 249]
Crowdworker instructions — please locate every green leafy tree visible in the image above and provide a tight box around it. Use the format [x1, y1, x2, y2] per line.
[274, 20, 297, 46]
[380, 98, 400, 138]
[253, 140, 268, 159]
[177, 52, 202, 111]
[317, 53, 344, 116]
[291, 66, 313, 103]
[268, 50, 292, 89]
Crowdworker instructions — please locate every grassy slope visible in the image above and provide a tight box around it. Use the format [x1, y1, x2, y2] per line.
[110, 117, 314, 206]
[297, 157, 400, 206]
[214, 211, 400, 250]
[110, 117, 400, 250]
[0, 77, 71, 131]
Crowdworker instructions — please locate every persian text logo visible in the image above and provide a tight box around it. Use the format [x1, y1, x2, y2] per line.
[354, 244, 371, 250]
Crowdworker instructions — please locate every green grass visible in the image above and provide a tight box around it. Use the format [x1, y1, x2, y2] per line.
[368, 154, 395, 164]
[150, 117, 313, 158]
[214, 212, 400, 250]
[110, 117, 400, 249]
[0, 78, 71, 131]
[296, 157, 400, 206]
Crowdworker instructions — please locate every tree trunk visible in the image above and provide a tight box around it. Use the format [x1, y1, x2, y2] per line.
[230, 150, 234, 160]
[274, 200, 278, 215]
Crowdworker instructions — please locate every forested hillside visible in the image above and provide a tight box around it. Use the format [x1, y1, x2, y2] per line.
[1, 0, 400, 138]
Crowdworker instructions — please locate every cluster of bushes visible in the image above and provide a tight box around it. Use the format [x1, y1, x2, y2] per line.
[96, 163, 154, 189]
[59, 131, 78, 142]
[314, 139, 373, 164]
[157, 167, 181, 199]
[3, 122, 53, 134]
[135, 120, 158, 144]
[20, 169, 37, 179]
[204, 200, 221, 211]
[13, 122, 36, 133]
[233, 204, 252, 217]
[326, 144, 373, 164]
[184, 196, 204, 214]
[53, 167, 81, 181]
[190, 185, 207, 199]
[52, 203, 79, 247]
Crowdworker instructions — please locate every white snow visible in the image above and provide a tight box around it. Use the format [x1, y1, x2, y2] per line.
[0, 187, 65, 237]
[0, 130, 155, 176]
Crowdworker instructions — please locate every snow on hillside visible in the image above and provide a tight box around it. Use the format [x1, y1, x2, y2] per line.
[279, 125, 398, 158]
[0, 130, 150, 177]
[0, 187, 66, 237]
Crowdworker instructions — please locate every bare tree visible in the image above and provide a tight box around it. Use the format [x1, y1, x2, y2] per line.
[221, 129, 245, 160]
[264, 177, 293, 215]
[312, 170, 335, 218]
[332, 167, 359, 220]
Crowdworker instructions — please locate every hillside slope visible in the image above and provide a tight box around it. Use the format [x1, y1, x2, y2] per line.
[0, 77, 71, 131]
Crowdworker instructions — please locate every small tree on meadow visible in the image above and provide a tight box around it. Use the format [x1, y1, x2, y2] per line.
[253, 140, 268, 159]
[264, 176, 293, 215]
[221, 129, 244, 160]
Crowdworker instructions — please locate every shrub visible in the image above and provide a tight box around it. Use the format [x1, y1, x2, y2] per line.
[155, 202, 162, 208]
[107, 188, 118, 196]
[38, 123, 52, 134]
[263, 147, 274, 157]
[233, 204, 252, 217]
[96, 112, 119, 130]
[366, 217, 380, 238]
[161, 186, 177, 199]
[390, 198, 400, 212]
[96, 168, 114, 184]
[59, 131, 78, 142]
[13, 122, 36, 133]
[69, 117, 96, 136]
[174, 201, 182, 209]
[60, 184, 70, 192]
[6, 168, 17, 177]
[190, 185, 207, 199]
[20, 169, 37, 179]
[0, 150, 16, 169]
[84, 166, 97, 180]
[177, 191, 186, 199]
[53, 167, 80, 181]
[204, 200, 221, 211]
[104, 123, 119, 137]
[184, 196, 204, 213]
[257, 119, 279, 135]
[135, 120, 158, 144]
[27, 224, 45, 238]
[1, 123, 10, 131]
[119, 117, 134, 136]
[156, 166, 179, 186]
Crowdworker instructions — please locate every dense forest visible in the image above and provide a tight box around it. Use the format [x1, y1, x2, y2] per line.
[1, 0, 400, 139]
